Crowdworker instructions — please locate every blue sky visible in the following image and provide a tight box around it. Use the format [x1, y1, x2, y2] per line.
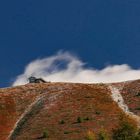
[0, 0, 140, 87]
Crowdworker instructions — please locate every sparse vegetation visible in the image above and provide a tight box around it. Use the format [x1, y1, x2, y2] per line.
[85, 120, 140, 140]
[136, 92, 140, 97]
[2, 82, 140, 140]
[84, 117, 90, 121]
[98, 128, 109, 140]
[64, 131, 72, 134]
[43, 129, 49, 138]
[86, 130, 96, 140]
[60, 120, 65, 124]
[112, 117, 140, 140]
[77, 117, 83, 123]
[95, 111, 101, 115]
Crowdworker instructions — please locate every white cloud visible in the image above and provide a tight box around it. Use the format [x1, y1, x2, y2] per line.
[12, 51, 140, 86]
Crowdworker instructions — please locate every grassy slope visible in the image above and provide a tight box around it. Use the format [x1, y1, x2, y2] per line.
[0, 82, 138, 140]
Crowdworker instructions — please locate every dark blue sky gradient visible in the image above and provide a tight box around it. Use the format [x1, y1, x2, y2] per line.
[0, 0, 140, 87]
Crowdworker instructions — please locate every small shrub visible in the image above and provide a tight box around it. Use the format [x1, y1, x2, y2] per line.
[86, 130, 96, 140]
[43, 129, 49, 138]
[112, 118, 139, 140]
[60, 120, 65, 124]
[95, 111, 101, 115]
[98, 128, 109, 140]
[77, 117, 83, 123]
[64, 131, 71, 134]
[136, 92, 140, 97]
[84, 117, 90, 121]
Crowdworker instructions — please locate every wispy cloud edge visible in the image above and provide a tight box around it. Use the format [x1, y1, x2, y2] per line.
[12, 51, 140, 86]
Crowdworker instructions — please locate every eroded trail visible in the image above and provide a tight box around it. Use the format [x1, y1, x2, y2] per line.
[7, 94, 46, 140]
[7, 88, 62, 140]
[108, 85, 140, 126]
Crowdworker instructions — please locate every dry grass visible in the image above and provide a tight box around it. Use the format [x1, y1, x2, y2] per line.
[0, 82, 139, 140]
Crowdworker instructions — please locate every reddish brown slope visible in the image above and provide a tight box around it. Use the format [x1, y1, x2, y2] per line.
[119, 80, 140, 116]
[0, 85, 47, 140]
[0, 82, 137, 140]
